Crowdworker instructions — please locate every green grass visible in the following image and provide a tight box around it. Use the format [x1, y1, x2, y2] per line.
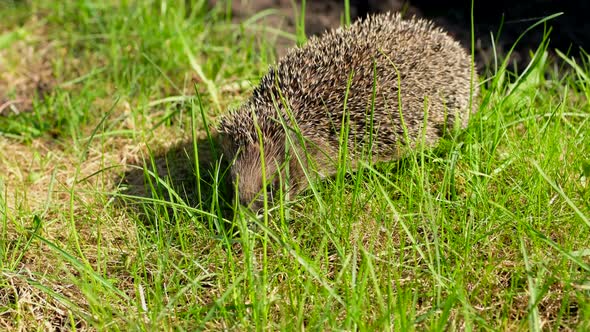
[1, 0, 589, 330]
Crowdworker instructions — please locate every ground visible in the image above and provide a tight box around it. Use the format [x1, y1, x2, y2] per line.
[1, 1, 589, 331]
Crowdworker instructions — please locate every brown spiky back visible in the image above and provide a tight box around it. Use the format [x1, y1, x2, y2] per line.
[218, 11, 477, 173]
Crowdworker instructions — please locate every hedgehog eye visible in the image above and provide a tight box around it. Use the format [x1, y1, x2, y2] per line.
[265, 180, 276, 194]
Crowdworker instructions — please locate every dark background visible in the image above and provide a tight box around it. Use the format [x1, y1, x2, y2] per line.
[211, 0, 590, 71]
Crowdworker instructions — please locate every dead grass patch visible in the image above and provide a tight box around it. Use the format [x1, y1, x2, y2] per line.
[0, 269, 89, 331]
[0, 16, 58, 116]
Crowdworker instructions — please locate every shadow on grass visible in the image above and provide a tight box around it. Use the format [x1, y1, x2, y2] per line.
[115, 134, 236, 228]
[113, 128, 469, 233]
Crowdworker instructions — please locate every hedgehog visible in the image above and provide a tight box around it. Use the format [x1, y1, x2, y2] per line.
[217, 12, 478, 211]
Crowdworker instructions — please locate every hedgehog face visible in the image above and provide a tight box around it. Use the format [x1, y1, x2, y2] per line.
[229, 141, 299, 211]
[235, 143, 279, 209]
[218, 106, 308, 211]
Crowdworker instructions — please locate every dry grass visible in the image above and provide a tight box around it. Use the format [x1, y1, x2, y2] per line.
[0, 15, 56, 116]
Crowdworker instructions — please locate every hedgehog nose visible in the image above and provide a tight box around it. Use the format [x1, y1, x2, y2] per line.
[251, 201, 264, 213]
[239, 195, 260, 212]
[238, 200, 263, 215]
[239, 197, 251, 209]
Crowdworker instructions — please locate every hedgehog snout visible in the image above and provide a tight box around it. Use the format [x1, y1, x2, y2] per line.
[235, 171, 280, 212]
[231, 146, 284, 211]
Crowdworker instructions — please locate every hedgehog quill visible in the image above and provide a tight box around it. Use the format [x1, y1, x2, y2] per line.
[217, 12, 478, 211]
